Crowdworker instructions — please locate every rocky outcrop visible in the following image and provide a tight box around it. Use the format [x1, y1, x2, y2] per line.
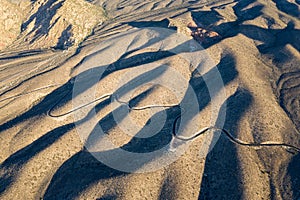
[0, 0, 30, 50]
[0, 0, 107, 51]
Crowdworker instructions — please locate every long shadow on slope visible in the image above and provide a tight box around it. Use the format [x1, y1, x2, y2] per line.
[127, 19, 170, 28]
[44, 150, 127, 199]
[42, 83, 177, 199]
[198, 88, 253, 200]
[280, 153, 300, 199]
[0, 80, 73, 132]
[0, 35, 198, 194]
[0, 123, 75, 194]
[42, 109, 178, 199]
[43, 53, 238, 199]
[191, 4, 300, 198]
[0, 49, 44, 60]
[95, 52, 236, 154]
[0, 96, 109, 195]
[105, 53, 237, 154]
[88, 54, 237, 154]
[1, 31, 224, 133]
[0, 65, 166, 195]
[0, 49, 176, 132]
[0, 49, 72, 97]
[272, 0, 300, 18]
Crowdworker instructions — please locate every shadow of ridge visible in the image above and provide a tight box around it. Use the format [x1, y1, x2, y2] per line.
[4, 19, 203, 122]
[198, 88, 253, 200]
[2, 37, 236, 198]
[43, 150, 127, 200]
[282, 153, 300, 199]
[43, 114, 176, 199]
[187, 52, 238, 112]
[0, 96, 114, 195]
[0, 49, 44, 60]
[0, 65, 166, 194]
[0, 48, 72, 98]
[85, 65, 174, 154]
[43, 51, 239, 199]
[0, 81, 73, 133]
[87, 53, 238, 154]
[0, 123, 74, 194]
[272, 0, 300, 18]
[43, 99, 177, 198]
[0, 48, 176, 133]
[42, 105, 176, 199]
[127, 19, 170, 28]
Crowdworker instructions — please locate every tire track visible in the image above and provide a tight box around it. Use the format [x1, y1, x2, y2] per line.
[1, 81, 299, 154]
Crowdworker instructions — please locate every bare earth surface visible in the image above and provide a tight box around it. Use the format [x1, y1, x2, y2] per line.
[0, 0, 300, 199]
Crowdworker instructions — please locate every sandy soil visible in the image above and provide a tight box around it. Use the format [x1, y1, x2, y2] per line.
[0, 0, 300, 199]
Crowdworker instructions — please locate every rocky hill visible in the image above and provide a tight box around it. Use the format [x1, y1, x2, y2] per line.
[0, 0, 106, 50]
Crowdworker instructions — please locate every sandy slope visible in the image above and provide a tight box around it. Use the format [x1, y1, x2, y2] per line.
[0, 0, 300, 199]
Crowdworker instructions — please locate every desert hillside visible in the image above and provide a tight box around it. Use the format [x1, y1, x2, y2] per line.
[0, 0, 300, 199]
